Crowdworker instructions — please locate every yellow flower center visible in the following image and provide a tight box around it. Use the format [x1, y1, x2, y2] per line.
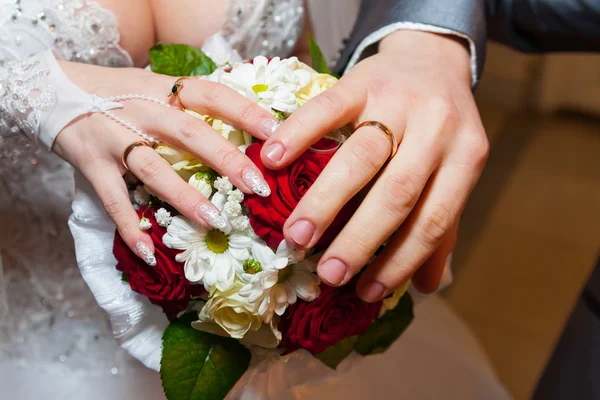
[278, 267, 293, 282]
[206, 230, 229, 254]
[252, 84, 269, 94]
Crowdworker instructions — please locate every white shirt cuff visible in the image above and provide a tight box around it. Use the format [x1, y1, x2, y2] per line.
[343, 22, 478, 88]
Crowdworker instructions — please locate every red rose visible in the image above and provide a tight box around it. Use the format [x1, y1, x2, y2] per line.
[278, 281, 382, 354]
[113, 208, 204, 320]
[244, 139, 357, 249]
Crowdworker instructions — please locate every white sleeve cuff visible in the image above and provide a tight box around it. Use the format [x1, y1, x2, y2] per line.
[343, 22, 478, 88]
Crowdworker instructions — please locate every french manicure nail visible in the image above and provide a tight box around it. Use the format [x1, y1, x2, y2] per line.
[264, 143, 284, 163]
[136, 242, 157, 266]
[260, 119, 281, 137]
[197, 203, 228, 231]
[318, 258, 348, 286]
[242, 168, 271, 197]
[360, 281, 386, 303]
[288, 219, 315, 247]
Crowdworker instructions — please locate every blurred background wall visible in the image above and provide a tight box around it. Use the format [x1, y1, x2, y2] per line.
[444, 44, 600, 400]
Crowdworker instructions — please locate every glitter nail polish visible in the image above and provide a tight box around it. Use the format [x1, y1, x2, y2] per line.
[136, 242, 156, 266]
[242, 168, 271, 197]
[197, 203, 228, 231]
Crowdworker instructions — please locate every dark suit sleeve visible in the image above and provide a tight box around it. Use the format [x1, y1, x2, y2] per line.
[486, 0, 600, 52]
[334, 0, 487, 87]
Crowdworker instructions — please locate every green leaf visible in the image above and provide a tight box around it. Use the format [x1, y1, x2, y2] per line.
[314, 335, 359, 369]
[160, 313, 251, 400]
[308, 33, 332, 75]
[121, 273, 128, 283]
[354, 293, 414, 356]
[150, 44, 217, 77]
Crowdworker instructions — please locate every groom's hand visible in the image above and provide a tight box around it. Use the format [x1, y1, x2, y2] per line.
[259, 31, 488, 301]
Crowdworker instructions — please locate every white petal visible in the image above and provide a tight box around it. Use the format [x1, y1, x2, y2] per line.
[272, 257, 288, 270]
[263, 271, 279, 289]
[229, 234, 252, 248]
[295, 69, 313, 88]
[251, 241, 275, 264]
[254, 56, 269, 69]
[248, 288, 263, 303]
[184, 259, 207, 282]
[285, 282, 297, 304]
[228, 247, 249, 261]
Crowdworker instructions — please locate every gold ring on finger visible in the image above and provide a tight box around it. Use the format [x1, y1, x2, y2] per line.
[122, 141, 152, 171]
[355, 120, 399, 160]
[167, 77, 190, 111]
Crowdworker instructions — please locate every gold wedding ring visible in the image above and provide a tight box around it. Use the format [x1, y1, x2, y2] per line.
[167, 77, 190, 111]
[355, 120, 399, 159]
[122, 141, 152, 171]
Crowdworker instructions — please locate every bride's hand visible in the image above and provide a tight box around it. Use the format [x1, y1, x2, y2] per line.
[53, 61, 280, 264]
[259, 31, 489, 301]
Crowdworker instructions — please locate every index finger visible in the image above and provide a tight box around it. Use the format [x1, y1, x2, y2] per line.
[177, 79, 281, 140]
[260, 79, 367, 169]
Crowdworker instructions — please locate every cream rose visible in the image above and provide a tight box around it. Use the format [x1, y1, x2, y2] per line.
[296, 74, 338, 105]
[192, 279, 280, 348]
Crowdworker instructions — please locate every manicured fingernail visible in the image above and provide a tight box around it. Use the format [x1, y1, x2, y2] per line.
[318, 258, 348, 285]
[136, 242, 156, 266]
[197, 203, 228, 231]
[264, 143, 284, 163]
[360, 282, 386, 303]
[288, 219, 315, 247]
[242, 168, 270, 197]
[260, 119, 281, 137]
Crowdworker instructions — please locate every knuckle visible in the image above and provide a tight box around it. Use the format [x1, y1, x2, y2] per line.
[214, 145, 244, 166]
[346, 138, 387, 175]
[315, 90, 347, 115]
[203, 81, 226, 107]
[238, 101, 258, 125]
[344, 230, 376, 265]
[171, 186, 196, 211]
[179, 116, 207, 142]
[418, 205, 453, 246]
[382, 173, 419, 215]
[425, 95, 459, 126]
[469, 134, 490, 168]
[102, 196, 126, 219]
[138, 155, 163, 182]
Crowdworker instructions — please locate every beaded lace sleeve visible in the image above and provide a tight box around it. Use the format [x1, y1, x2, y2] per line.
[0, 0, 133, 158]
[0, 50, 122, 150]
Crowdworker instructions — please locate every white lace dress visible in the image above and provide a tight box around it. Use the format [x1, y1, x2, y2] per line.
[0, 0, 306, 398]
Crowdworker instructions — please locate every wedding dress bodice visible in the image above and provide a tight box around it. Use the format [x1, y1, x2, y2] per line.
[0, 0, 305, 382]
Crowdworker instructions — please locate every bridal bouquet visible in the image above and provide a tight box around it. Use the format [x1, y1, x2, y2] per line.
[113, 41, 414, 400]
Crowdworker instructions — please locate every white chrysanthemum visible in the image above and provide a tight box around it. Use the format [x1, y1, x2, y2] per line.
[139, 217, 152, 231]
[132, 186, 150, 206]
[154, 208, 172, 227]
[239, 240, 320, 322]
[188, 173, 213, 198]
[163, 216, 252, 291]
[214, 176, 233, 194]
[219, 56, 313, 113]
